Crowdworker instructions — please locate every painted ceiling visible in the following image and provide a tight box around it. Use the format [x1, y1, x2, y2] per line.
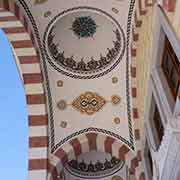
[21, 0, 135, 153]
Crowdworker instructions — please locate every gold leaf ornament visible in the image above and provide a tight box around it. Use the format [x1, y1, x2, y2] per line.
[72, 92, 106, 115]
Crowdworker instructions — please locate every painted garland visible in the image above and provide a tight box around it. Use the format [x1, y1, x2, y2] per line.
[65, 156, 125, 178]
[44, 7, 126, 79]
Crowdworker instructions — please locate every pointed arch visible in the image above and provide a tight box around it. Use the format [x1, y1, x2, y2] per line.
[0, 1, 48, 179]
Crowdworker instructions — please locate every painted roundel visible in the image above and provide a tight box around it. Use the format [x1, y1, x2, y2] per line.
[44, 7, 125, 79]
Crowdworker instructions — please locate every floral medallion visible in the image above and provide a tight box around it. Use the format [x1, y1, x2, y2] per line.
[72, 91, 106, 115]
[44, 7, 125, 79]
[71, 16, 97, 38]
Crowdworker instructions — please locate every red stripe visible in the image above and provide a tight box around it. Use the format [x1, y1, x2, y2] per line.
[104, 136, 115, 154]
[69, 138, 82, 156]
[133, 108, 139, 119]
[26, 94, 45, 105]
[11, 40, 33, 48]
[2, 27, 26, 33]
[132, 28, 139, 42]
[86, 133, 97, 151]
[0, 16, 17, 21]
[23, 73, 43, 84]
[29, 136, 48, 148]
[118, 145, 130, 160]
[19, 56, 39, 64]
[55, 148, 68, 165]
[134, 12, 142, 28]
[131, 67, 136, 78]
[138, 0, 147, 15]
[132, 87, 137, 98]
[29, 159, 48, 170]
[28, 115, 48, 126]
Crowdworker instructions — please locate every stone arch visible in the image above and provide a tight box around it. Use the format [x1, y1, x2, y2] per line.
[0, 1, 48, 179]
[48, 132, 133, 180]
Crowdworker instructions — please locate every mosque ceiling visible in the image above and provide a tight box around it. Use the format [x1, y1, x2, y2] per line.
[17, 0, 136, 153]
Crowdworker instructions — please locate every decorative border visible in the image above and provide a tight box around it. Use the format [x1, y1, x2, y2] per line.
[65, 157, 125, 179]
[53, 127, 133, 152]
[43, 7, 126, 79]
[47, 5, 135, 152]
[0, 1, 49, 179]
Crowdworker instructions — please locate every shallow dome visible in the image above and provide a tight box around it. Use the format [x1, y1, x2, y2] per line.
[44, 7, 125, 79]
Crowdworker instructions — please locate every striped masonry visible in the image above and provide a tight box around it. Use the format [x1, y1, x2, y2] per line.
[0, 1, 48, 179]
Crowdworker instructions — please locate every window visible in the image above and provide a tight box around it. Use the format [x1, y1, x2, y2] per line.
[162, 37, 180, 100]
[147, 148, 153, 176]
[153, 105, 164, 148]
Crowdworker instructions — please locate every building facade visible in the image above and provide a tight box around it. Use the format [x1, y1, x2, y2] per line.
[0, 0, 179, 180]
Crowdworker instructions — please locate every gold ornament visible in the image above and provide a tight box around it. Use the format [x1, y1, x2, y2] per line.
[72, 91, 106, 115]
[60, 121, 67, 128]
[57, 80, 63, 87]
[44, 11, 51, 18]
[57, 100, 67, 111]
[112, 77, 118, 84]
[112, 8, 119, 14]
[111, 95, 121, 105]
[114, 117, 121, 124]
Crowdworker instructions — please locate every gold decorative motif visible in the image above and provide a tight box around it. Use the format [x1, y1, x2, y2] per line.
[57, 100, 67, 110]
[57, 80, 63, 87]
[112, 8, 119, 14]
[111, 95, 121, 105]
[114, 117, 121, 124]
[112, 77, 118, 84]
[60, 121, 67, 128]
[34, 0, 48, 5]
[112, 176, 123, 180]
[72, 92, 106, 115]
[44, 11, 51, 18]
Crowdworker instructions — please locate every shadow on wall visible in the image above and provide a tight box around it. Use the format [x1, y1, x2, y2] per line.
[0, 29, 28, 180]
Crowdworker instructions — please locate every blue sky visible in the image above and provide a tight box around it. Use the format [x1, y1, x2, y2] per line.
[0, 29, 28, 179]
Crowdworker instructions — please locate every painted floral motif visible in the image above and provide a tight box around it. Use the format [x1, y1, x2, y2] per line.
[72, 92, 106, 115]
[67, 156, 124, 174]
[47, 27, 121, 75]
[71, 16, 97, 38]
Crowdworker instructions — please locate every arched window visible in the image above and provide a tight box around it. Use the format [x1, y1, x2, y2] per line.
[0, 29, 28, 179]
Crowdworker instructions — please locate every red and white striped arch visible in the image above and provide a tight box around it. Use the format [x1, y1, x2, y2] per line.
[128, 0, 177, 179]
[0, 1, 48, 179]
[48, 132, 134, 180]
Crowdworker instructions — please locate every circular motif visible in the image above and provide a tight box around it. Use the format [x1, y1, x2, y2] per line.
[72, 16, 97, 38]
[57, 80, 63, 87]
[112, 176, 123, 180]
[112, 76, 118, 84]
[111, 95, 121, 105]
[44, 10, 51, 18]
[114, 117, 121, 124]
[60, 121, 67, 128]
[112, 8, 119, 14]
[44, 7, 125, 79]
[57, 100, 67, 110]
